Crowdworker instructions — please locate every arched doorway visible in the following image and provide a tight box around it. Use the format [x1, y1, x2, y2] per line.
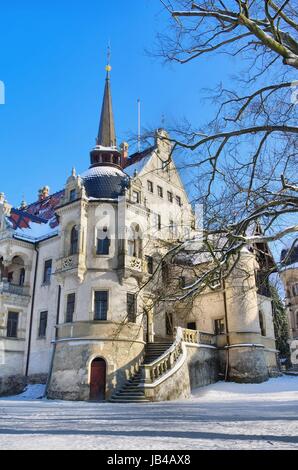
[90, 358, 106, 401]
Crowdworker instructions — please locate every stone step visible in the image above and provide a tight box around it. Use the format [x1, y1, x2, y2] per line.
[114, 391, 146, 398]
[110, 341, 173, 403]
[126, 384, 143, 388]
[111, 390, 147, 396]
[109, 398, 150, 403]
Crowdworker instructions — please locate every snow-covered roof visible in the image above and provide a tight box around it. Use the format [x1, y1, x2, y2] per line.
[124, 146, 155, 178]
[14, 218, 59, 242]
[5, 191, 64, 243]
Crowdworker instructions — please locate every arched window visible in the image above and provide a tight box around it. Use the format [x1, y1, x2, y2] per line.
[70, 226, 79, 255]
[259, 310, 266, 337]
[97, 227, 110, 255]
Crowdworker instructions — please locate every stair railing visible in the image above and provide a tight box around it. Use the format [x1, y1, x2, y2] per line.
[143, 327, 184, 384]
[182, 328, 198, 344]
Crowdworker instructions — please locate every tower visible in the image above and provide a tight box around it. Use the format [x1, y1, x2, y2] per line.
[89, 58, 122, 169]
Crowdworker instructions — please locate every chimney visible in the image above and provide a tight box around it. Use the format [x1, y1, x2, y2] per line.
[120, 142, 129, 168]
[38, 186, 50, 202]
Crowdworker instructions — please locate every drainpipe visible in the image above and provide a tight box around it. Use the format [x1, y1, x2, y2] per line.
[25, 244, 39, 377]
[223, 278, 230, 381]
[45, 284, 61, 397]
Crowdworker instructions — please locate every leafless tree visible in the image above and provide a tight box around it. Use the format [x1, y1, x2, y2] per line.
[143, 0, 298, 300]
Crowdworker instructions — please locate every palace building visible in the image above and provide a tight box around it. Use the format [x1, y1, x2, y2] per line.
[280, 243, 298, 370]
[0, 63, 280, 401]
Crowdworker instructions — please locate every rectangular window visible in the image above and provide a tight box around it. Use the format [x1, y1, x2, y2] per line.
[132, 191, 140, 203]
[157, 214, 161, 231]
[176, 195, 182, 206]
[94, 291, 108, 321]
[167, 191, 173, 203]
[187, 322, 197, 330]
[66, 293, 75, 323]
[157, 186, 163, 198]
[97, 236, 110, 255]
[127, 293, 137, 323]
[145, 255, 153, 275]
[38, 311, 48, 338]
[43, 260, 52, 284]
[153, 213, 162, 231]
[7, 312, 19, 338]
[169, 219, 174, 237]
[166, 312, 173, 336]
[293, 283, 298, 296]
[214, 318, 225, 335]
[147, 181, 153, 193]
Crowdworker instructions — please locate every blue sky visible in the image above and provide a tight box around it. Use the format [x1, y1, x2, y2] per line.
[0, 0, 233, 207]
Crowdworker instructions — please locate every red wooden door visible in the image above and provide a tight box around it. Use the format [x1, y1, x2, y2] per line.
[90, 358, 106, 401]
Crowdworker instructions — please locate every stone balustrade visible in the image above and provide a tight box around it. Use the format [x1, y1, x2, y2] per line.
[142, 327, 216, 385]
[182, 328, 216, 346]
[55, 254, 79, 273]
[143, 327, 184, 384]
[0, 281, 30, 297]
[199, 331, 216, 346]
[182, 328, 199, 344]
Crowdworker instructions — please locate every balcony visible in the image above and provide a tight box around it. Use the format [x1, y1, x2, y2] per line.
[125, 256, 144, 273]
[181, 328, 216, 346]
[55, 254, 79, 273]
[0, 281, 30, 297]
[55, 253, 87, 281]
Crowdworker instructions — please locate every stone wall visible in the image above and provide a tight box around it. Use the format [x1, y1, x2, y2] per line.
[47, 322, 145, 400]
[143, 344, 219, 402]
[0, 374, 26, 396]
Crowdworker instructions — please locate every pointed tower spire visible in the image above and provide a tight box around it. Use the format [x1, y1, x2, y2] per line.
[89, 48, 122, 169]
[97, 46, 117, 148]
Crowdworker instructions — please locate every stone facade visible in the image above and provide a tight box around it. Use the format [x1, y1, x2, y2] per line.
[0, 69, 280, 401]
[280, 248, 298, 368]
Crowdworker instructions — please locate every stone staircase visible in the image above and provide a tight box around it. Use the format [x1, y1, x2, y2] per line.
[109, 342, 172, 403]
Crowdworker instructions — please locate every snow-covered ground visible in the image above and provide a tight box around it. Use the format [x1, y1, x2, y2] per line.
[0, 376, 297, 450]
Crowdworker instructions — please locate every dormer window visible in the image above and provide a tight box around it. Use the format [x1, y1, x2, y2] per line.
[69, 189, 76, 202]
[132, 191, 140, 204]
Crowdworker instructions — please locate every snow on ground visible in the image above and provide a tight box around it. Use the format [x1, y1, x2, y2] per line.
[0, 376, 297, 450]
[2, 384, 46, 401]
